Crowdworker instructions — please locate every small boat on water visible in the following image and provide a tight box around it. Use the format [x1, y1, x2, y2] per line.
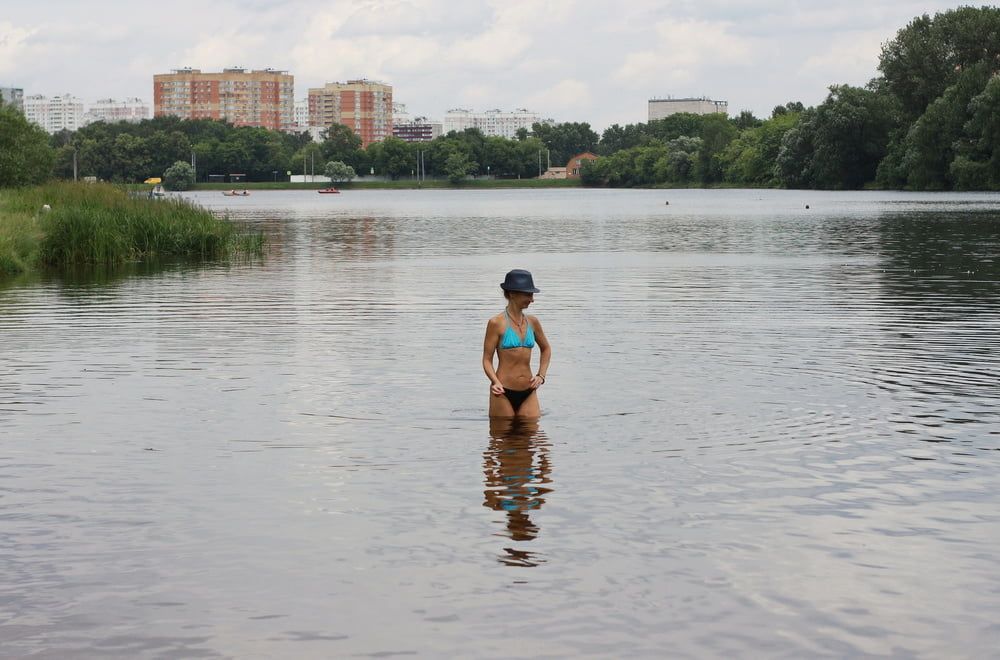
[149, 184, 166, 198]
[222, 190, 250, 197]
[317, 187, 340, 194]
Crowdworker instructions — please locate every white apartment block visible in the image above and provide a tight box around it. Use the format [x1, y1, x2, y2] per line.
[443, 108, 542, 139]
[648, 97, 728, 120]
[24, 94, 85, 133]
[294, 97, 310, 130]
[84, 98, 150, 124]
[1, 86, 24, 113]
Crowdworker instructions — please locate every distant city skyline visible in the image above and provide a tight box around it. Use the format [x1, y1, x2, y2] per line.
[0, 0, 966, 132]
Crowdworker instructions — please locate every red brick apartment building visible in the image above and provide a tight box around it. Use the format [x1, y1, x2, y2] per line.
[153, 67, 294, 132]
[308, 79, 392, 148]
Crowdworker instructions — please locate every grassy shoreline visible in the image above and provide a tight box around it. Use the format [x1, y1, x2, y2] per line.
[0, 182, 262, 277]
[177, 178, 584, 191]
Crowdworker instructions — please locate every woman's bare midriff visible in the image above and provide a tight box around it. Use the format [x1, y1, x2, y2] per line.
[496, 348, 533, 390]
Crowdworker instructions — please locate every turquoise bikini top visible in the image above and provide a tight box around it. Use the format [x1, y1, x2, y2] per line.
[500, 310, 535, 350]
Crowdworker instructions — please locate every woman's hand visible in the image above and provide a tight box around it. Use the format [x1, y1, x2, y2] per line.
[490, 381, 505, 396]
[530, 374, 545, 389]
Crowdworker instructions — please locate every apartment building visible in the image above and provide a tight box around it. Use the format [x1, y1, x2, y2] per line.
[24, 94, 85, 133]
[648, 97, 728, 120]
[392, 104, 441, 142]
[84, 97, 150, 124]
[1, 86, 24, 113]
[307, 79, 392, 147]
[443, 108, 542, 139]
[153, 67, 295, 132]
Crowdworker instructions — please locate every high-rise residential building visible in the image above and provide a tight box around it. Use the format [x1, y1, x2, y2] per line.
[391, 103, 441, 142]
[294, 97, 310, 130]
[308, 79, 392, 147]
[153, 67, 295, 132]
[84, 97, 150, 124]
[648, 97, 728, 120]
[24, 94, 85, 133]
[1, 86, 24, 113]
[443, 108, 542, 139]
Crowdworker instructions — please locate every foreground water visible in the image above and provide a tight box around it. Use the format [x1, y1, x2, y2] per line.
[2, 189, 999, 658]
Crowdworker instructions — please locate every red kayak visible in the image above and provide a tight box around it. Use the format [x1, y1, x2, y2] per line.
[317, 188, 340, 194]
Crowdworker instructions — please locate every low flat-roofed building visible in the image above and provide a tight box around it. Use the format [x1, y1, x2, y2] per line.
[648, 97, 728, 120]
[84, 98, 150, 124]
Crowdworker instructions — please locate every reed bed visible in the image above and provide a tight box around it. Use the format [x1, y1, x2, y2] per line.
[0, 182, 262, 276]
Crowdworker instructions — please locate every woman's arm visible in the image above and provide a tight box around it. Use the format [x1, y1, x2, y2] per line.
[482, 318, 505, 396]
[530, 316, 551, 389]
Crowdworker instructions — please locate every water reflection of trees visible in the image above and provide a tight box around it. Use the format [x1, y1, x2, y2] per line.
[483, 418, 553, 568]
[877, 210, 1000, 307]
[872, 210, 1000, 422]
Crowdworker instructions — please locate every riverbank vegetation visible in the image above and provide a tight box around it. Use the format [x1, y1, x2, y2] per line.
[3, 7, 999, 192]
[0, 183, 262, 277]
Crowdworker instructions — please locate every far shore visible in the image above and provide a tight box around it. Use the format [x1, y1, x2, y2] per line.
[178, 178, 584, 191]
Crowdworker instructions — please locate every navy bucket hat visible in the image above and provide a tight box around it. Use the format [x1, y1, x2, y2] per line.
[500, 269, 540, 293]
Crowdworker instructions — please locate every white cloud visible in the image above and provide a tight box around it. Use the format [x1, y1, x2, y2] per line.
[798, 30, 886, 86]
[0, 1, 978, 128]
[0, 22, 37, 75]
[614, 19, 755, 89]
[524, 79, 593, 119]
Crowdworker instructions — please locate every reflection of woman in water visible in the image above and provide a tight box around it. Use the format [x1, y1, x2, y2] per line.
[483, 417, 552, 566]
[482, 269, 551, 418]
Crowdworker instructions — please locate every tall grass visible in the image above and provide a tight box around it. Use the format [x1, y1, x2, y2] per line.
[0, 182, 262, 276]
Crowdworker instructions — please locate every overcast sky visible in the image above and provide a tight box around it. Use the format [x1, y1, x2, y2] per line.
[0, 0, 965, 132]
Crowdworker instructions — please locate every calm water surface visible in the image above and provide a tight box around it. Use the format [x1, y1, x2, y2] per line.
[2, 189, 999, 658]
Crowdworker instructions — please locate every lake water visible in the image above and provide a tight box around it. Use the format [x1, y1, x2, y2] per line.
[2, 188, 999, 658]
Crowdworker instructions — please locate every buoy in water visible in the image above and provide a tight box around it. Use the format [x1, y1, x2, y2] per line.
[805, 204, 810, 209]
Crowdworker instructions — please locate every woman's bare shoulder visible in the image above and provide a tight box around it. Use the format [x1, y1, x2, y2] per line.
[486, 313, 505, 328]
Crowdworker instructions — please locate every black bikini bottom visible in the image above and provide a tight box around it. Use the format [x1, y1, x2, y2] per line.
[503, 388, 536, 413]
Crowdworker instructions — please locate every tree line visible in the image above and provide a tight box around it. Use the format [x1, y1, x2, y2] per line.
[584, 7, 1000, 190]
[2, 7, 998, 191]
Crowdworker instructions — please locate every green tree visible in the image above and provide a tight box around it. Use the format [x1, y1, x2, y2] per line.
[956, 75, 1000, 188]
[0, 103, 54, 186]
[319, 123, 364, 167]
[598, 123, 645, 155]
[732, 110, 762, 130]
[809, 85, 895, 189]
[444, 152, 475, 183]
[771, 102, 805, 118]
[898, 64, 993, 189]
[877, 7, 1000, 122]
[324, 160, 356, 182]
[163, 160, 196, 190]
[530, 121, 599, 166]
[367, 137, 412, 179]
[776, 110, 817, 188]
[719, 112, 800, 185]
[694, 114, 738, 183]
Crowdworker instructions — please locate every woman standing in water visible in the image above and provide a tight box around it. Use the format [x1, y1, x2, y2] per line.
[482, 269, 551, 418]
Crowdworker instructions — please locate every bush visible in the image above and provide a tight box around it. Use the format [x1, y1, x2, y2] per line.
[323, 160, 356, 182]
[163, 160, 196, 191]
